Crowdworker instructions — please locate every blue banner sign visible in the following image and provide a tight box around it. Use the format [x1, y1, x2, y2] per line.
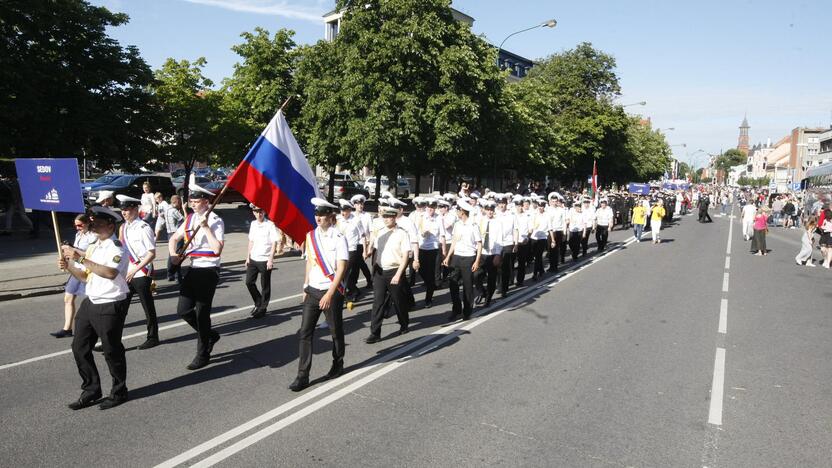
[15, 158, 85, 213]
[628, 183, 650, 195]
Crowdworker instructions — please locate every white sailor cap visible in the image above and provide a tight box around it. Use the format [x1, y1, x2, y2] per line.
[249, 203, 263, 211]
[442, 192, 457, 201]
[388, 197, 407, 208]
[96, 190, 114, 203]
[436, 199, 451, 207]
[189, 182, 215, 199]
[380, 191, 393, 199]
[115, 194, 141, 207]
[484, 192, 495, 200]
[600, 197, 609, 203]
[311, 197, 338, 213]
[522, 196, 532, 203]
[87, 205, 123, 224]
[424, 197, 437, 206]
[338, 199, 354, 209]
[470, 191, 481, 199]
[379, 206, 399, 217]
[413, 196, 427, 205]
[482, 200, 496, 209]
[495, 193, 509, 202]
[512, 195, 524, 204]
[350, 194, 366, 203]
[456, 198, 475, 213]
[378, 198, 389, 206]
[582, 196, 591, 203]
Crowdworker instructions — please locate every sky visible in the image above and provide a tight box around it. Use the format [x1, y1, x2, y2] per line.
[93, 0, 832, 168]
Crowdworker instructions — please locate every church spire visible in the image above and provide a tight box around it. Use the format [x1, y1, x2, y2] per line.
[738, 115, 750, 155]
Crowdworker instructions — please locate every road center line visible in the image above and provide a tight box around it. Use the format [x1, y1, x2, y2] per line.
[156, 237, 637, 467]
[0, 293, 302, 372]
[708, 347, 726, 425]
[718, 299, 727, 334]
[722, 273, 729, 292]
[724, 256, 730, 270]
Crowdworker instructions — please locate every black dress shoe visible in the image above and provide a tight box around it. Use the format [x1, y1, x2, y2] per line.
[206, 332, 220, 354]
[93, 344, 104, 352]
[447, 314, 460, 323]
[99, 396, 128, 410]
[289, 376, 309, 392]
[250, 307, 266, 319]
[424, 300, 432, 308]
[68, 392, 102, 410]
[137, 338, 159, 350]
[186, 355, 210, 370]
[326, 360, 344, 379]
[398, 326, 409, 336]
[364, 334, 381, 344]
[462, 314, 471, 321]
[50, 329, 73, 338]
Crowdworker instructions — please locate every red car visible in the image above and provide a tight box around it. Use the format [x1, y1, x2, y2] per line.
[204, 181, 249, 204]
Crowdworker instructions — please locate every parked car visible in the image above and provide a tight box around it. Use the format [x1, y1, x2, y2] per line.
[204, 181, 248, 204]
[173, 175, 213, 198]
[86, 174, 175, 206]
[170, 168, 186, 179]
[81, 174, 124, 200]
[363, 177, 411, 198]
[318, 178, 370, 201]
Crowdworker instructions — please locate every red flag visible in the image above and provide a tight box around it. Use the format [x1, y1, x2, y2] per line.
[591, 160, 598, 204]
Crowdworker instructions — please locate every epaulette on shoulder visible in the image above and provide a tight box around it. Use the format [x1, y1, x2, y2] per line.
[112, 239, 122, 247]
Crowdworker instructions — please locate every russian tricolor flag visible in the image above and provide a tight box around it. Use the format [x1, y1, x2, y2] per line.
[226, 110, 321, 244]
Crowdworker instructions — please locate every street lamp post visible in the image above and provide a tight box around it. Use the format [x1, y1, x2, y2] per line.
[622, 101, 647, 108]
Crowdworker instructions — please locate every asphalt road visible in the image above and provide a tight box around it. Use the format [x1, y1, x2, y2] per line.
[1, 210, 830, 467]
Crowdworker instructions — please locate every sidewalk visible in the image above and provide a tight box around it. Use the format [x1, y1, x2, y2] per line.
[0, 204, 288, 302]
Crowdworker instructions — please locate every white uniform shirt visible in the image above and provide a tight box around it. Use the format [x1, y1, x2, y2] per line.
[396, 215, 419, 247]
[567, 208, 585, 232]
[140, 192, 156, 217]
[582, 206, 596, 228]
[120, 218, 156, 278]
[442, 212, 457, 239]
[478, 216, 502, 256]
[418, 213, 446, 250]
[547, 206, 566, 231]
[595, 206, 614, 227]
[248, 219, 280, 262]
[336, 213, 363, 252]
[306, 226, 349, 290]
[357, 211, 373, 243]
[178, 211, 225, 268]
[516, 211, 531, 242]
[451, 218, 482, 257]
[155, 200, 170, 232]
[530, 210, 549, 240]
[373, 226, 411, 270]
[84, 235, 130, 304]
[496, 209, 516, 247]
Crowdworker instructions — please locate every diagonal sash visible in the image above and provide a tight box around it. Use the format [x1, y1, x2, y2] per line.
[120, 224, 151, 275]
[308, 229, 345, 294]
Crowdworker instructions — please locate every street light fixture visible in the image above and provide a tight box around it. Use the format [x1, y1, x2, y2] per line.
[497, 18, 558, 62]
[622, 101, 647, 107]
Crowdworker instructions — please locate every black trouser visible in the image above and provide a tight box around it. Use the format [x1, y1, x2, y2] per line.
[532, 238, 546, 277]
[176, 267, 219, 358]
[449, 255, 475, 318]
[418, 248, 438, 302]
[127, 275, 158, 341]
[245, 260, 272, 310]
[407, 254, 417, 286]
[297, 286, 344, 378]
[355, 244, 372, 287]
[475, 254, 498, 301]
[581, 229, 591, 255]
[557, 231, 567, 262]
[345, 249, 362, 298]
[167, 238, 184, 282]
[595, 225, 609, 251]
[370, 266, 409, 337]
[546, 236, 558, 272]
[500, 248, 514, 295]
[515, 241, 530, 285]
[72, 297, 129, 399]
[568, 230, 582, 260]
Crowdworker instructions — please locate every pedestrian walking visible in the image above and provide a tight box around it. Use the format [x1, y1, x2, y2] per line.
[289, 198, 348, 391]
[245, 203, 281, 319]
[650, 199, 666, 244]
[351, 195, 374, 289]
[336, 199, 365, 301]
[741, 202, 756, 241]
[364, 206, 411, 343]
[529, 199, 548, 279]
[442, 198, 482, 322]
[594, 198, 614, 251]
[819, 208, 832, 268]
[51, 214, 97, 338]
[168, 183, 224, 370]
[59, 206, 130, 410]
[416, 198, 446, 307]
[160, 195, 185, 282]
[116, 195, 160, 350]
[631, 198, 646, 242]
[795, 219, 817, 266]
[751, 207, 769, 256]
[566, 202, 585, 261]
[475, 200, 502, 304]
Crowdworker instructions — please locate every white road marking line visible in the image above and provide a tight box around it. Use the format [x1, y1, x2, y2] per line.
[708, 347, 726, 425]
[0, 293, 302, 372]
[726, 212, 733, 255]
[718, 299, 727, 334]
[722, 273, 729, 292]
[724, 256, 730, 270]
[156, 237, 637, 467]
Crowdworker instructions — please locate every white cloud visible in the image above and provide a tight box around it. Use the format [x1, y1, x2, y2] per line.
[181, 0, 328, 22]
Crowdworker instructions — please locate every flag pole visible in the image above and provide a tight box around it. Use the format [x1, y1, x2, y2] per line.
[51, 211, 64, 269]
[176, 95, 295, 258]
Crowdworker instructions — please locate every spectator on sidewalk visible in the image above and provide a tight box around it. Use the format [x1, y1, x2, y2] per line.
[51, 214, 97, 338]
[139, 181, 156, 225]
[741, 202, 756, 241]
[159, 195, 184, 282]
[1, 176, 34, 236]
[820, 208, 832, 269]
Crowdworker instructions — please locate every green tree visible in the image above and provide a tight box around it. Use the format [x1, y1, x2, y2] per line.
[0, 0, 157, 170]
[219, 28, 300, 163]
[296, 0, 507, 198]
[152, 58, 223, 184]
[623, 116, 672, 181]
[510, 42, 630, 185]
[715, 148, 747, 171]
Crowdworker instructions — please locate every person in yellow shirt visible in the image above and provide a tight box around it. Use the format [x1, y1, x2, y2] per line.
[650, 199, 667, 244]
[631, 198, 647, 242]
